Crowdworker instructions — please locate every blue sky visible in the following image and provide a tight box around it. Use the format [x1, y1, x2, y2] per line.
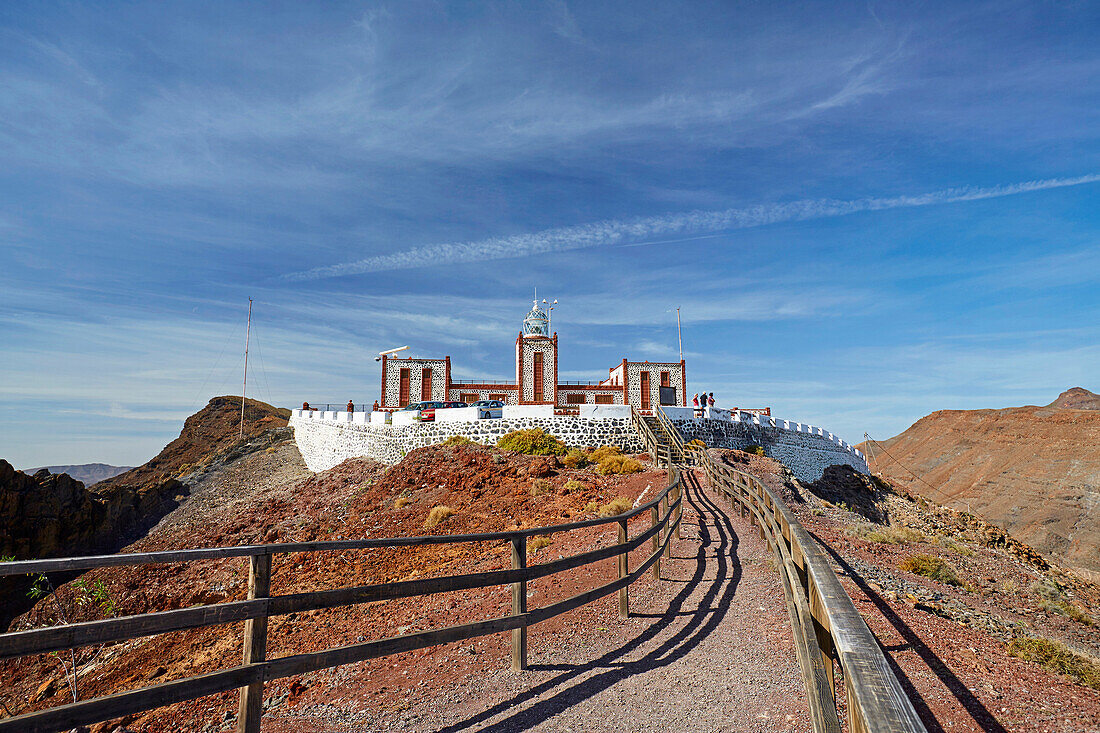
[2, 1, 1098, 468]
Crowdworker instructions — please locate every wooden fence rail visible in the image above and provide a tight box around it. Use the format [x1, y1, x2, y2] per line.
[0, 475, 683, 733]
[653, 405, 926, 733]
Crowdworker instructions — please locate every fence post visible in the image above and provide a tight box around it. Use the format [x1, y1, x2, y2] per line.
[661, 493, 671, 561]
[674, 480, 682, 540]
[618, 519, 629, 620]
[650, 504, 661, 579]
[238, 553, 271, 733]
[511, 536, 527, 671]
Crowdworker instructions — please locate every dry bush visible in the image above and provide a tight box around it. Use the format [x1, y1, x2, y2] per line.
[937, 536, 974, 556]
[443, 435, 475, 447]
[846, 523, 924, 545]
[529, 479, 553, 496]
[583, 501, 599, 514]
[588, 445, 622, 464]
[264, 446, 277, 454]
[527, 535, 552, 553]
[1007, 636, 1100, 689]
[393, 496, 411, 509]
[562, 449, 590, 469]
[598, 496, 634, 517]
[497, 429, 567, 456]
[424, 505, 455, 529]
[900, 554, 962, 587]
[595, 454, 644, 476]
[562, 479, 585, 494]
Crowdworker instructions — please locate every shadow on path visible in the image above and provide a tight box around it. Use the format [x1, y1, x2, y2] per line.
[814, 535, 1008, 733]
[436, 471, 742, 732]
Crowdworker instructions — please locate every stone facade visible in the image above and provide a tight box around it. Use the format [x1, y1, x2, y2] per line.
[518, 335, 557, 403]
[290, 410, 644, 472]
[446, 386, 519, 404]
[624, 361, 685, 408]
[381, 357, 448, 406]
[672, 414, 868, 482]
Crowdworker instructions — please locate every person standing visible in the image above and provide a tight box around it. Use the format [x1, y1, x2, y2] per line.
[708, 392, 715, 410]
[346, 399, 355, 413]
[692, 393, 700, 417]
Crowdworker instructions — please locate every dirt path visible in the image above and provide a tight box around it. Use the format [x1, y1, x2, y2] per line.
[285, 470, 813, 732]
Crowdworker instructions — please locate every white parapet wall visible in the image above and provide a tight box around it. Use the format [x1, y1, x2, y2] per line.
[290, 411, 645, 472]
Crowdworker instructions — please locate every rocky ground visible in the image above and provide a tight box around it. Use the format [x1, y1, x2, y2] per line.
[714, 449, 1100, 732]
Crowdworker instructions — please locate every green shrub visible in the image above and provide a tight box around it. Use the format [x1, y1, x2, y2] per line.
[900, 554, 962, 587]
[562, 479, 585, 494]
[588, 445, 622, 463]
[583, 500, 599, 514]
[443, 435, 475, 447]
[744, 445, 766, 457]
[598, 496, 634, 517]
[1007, 637, 1100, 690]
[595, 454, 643, 475]
[497, 429, 567, 456]
[562, 449, 590, 469]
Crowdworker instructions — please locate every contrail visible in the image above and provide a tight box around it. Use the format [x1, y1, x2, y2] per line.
[283, 174, 1100, 281]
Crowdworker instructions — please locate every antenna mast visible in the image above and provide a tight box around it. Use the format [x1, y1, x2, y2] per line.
[676, 307, 683, 362]
[240, 298, 252, 439]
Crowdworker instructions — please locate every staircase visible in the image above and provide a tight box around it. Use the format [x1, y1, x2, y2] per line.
[631, 406, 692, 466]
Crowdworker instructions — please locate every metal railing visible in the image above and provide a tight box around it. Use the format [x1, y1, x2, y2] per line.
[0, 475, 683, 733]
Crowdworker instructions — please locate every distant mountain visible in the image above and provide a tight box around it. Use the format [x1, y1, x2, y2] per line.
[26, 463, 133, 486]
[858, 387, 1100, 579]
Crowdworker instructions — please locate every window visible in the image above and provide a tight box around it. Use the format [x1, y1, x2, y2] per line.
[460, 392, 478, 403]
[566, 393, 584, 404]
[489, 393, 507, 402]
[595, 394, 614, 404]
[421, 368, 433, 401]
[398, 369, 410, 406]
[533, 352, 544, 399]
[660, 371, 670, 387]
[639, 371, 651, 410]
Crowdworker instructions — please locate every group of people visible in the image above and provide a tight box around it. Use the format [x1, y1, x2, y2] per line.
[692, 391, 715, 417]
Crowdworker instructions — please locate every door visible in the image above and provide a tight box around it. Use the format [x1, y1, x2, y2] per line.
[418, 365, 431, 400]
[533, 352, 544, 401]
[399, 369, 410, 406]
[640, 371, 651, 410]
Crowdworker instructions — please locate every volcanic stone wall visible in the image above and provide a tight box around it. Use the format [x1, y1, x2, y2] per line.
[290, 412, 644, 472]
[673, 417, 868, 481]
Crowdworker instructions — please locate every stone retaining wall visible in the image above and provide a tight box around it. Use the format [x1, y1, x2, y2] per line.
[289, 411, 644, 472]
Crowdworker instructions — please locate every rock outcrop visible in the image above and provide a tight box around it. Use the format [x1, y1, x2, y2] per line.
[858, 387, 1100, 579]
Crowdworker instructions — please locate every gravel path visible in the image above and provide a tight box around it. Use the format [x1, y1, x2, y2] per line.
[333, 469, 813, 733]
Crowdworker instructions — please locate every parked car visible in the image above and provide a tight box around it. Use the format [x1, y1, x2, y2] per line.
[441, 401, 469, 409]
[471, 399, 504, 419]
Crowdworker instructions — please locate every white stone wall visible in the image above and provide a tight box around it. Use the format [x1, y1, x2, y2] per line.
[382, 358, 447, 405]
[290, 411, 645, 471]
[672, 413, 868, 482]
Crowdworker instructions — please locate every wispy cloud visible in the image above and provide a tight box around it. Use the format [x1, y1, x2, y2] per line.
[284, 174, 1100, 280]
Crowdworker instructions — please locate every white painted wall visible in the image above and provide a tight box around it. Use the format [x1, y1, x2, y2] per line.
[435, 406, 481, 423]
[579, 404, 632, 418]
[502, 405, 555, 419]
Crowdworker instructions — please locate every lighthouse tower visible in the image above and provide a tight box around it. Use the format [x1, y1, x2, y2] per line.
[516, 300, 557, 404]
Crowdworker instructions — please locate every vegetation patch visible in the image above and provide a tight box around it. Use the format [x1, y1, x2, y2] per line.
[527, 535, 553, 553]
[900, 554, 963, 587]
[597, 496, 634, 517]
[561, 449, 590, 469]
[595, 453, 644, 476]
[846, 522, 924, 545]
[744, 445, 766, 456]
[1033, 580, 1095, 626]
[393, 496, 411, 509]
[424, 505, 455, 529]
[937, 536, 975, 557]
[529, 479, 553, 496]
[562, 479, 585, 494]
[497, 429, 567, 456]
[443, 435, 475, 448]
[1007, 636, 1100, 690]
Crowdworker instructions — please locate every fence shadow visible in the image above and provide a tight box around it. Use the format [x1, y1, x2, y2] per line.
[436, 470, 742, 732]
[814, 536, 1008, 733]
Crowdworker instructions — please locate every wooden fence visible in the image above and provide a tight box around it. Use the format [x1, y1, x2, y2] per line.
[654, 405, 926, 733]
[0, 475, 682, 733]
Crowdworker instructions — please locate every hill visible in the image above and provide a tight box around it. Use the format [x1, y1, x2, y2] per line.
[24, 464, 133, 486]
[858, 387, 1100, 579]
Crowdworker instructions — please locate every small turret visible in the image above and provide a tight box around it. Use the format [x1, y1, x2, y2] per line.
[522, 300, 550, 338]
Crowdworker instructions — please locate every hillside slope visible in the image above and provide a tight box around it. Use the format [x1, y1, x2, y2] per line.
[859, 388, 1100, 578]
